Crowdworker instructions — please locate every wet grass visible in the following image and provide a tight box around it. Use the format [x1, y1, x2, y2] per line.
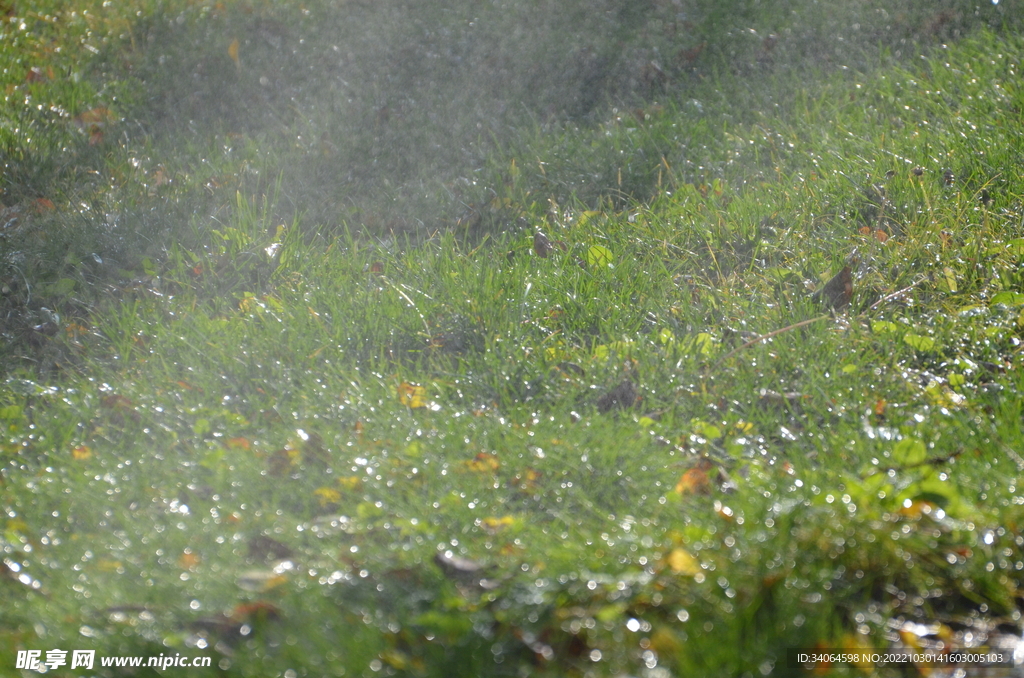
[3, 1, 1024, 677]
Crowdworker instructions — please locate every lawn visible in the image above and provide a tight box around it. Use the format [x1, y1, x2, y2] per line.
[2, 1, 1024, 676]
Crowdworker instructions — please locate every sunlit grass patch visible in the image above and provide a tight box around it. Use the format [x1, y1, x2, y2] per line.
[3, 4, 1024, 678]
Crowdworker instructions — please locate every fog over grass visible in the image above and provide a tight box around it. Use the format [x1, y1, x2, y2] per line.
[72, 0, 1021, 231]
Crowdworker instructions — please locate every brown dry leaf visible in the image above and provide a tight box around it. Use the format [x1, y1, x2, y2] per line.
[25, 66, 47, 83]
[514, 468, 541, 492]
[226, 436, 251, 450]
[228, 38, 240, 68]
[676, 40, 706, 67]
[178, 550, 201, 569]
[811, 265, 852, 310]
[33, 198, 55, 213]
[533, 231, 553, 258]
[152, 167, 170, 188]
[267, 447, 299, 476]
[874, 229, 889, 243]
[674, 463, 711, 496]
[596, 378, 638, 413]
[230, 601, 280, 623]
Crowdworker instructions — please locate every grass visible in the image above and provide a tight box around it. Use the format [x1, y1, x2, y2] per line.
[3, 0, 1024, 676]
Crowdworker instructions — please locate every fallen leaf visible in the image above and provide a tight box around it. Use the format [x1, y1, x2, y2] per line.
[464, 452, 500, 473]
[231, 601, 280, 623]
[228, 38, 240, 68]
[73, 106, 114, 131]
[71, 445, 92, 460]
[676, 41, 706, 67]
[433, 551, 497, 589]
[480, 516, 515, 534]
[33, 198, 55, 213]
[675, 464, 711, 496]
[596, 378, 638, 413]
[25, 66, 47, 83]
[665, 548, 700, 575]
[397, 382, 427, 408]
[236, 570, 288, 592]
[267, 447, 299, 476]
[314, 486, 341, 506]
[533, 231, 553, 258]
[586, 244, 614, 267]
[513, 468, 541, 492]
[533, 231, 567, 258]
[811, 265, 852, 310]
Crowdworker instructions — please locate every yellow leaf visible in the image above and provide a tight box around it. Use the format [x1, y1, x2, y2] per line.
[397, 382, 427, 408]
[337, 476, 362, 490]
[72, 444, 92, 460]
[666, 548, 700, 576]
[481, 516, 515, 534]
[463, 452, 500, 473]
[314, 487, 341, 506]
[228, 38, 240, 68]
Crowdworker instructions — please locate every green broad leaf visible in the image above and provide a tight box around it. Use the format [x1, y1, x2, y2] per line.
[892, 438, 927, 465]
[941, 266, 957, 293]
[902, 332, 935, 351]
[658, 328, 675, 345]
[1006, 238, 1024, 256]
[596, 602, 627, 623]
[908, 476, 958, 508]
[638, 416, 658, 429]
[576, 210, 601, 227]
[43, 278, 77, 296]
[990, 291, 1024, 306]
[193, 418, 212, 436]
[586, 244, 614, 267]
[872, 320, 898, 333]
[693, 332, 715, 356]
[0, 405, 24, 421]
[200, 448, 225, 470]
[141, 256, 158, 277]
[414, 611, 473, 636]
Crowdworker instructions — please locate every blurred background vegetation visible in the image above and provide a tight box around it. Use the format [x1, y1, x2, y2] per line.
[1, 0, 1020, 371]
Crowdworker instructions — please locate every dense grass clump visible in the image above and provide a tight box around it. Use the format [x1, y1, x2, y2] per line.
[3, 1, 1024, 676]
